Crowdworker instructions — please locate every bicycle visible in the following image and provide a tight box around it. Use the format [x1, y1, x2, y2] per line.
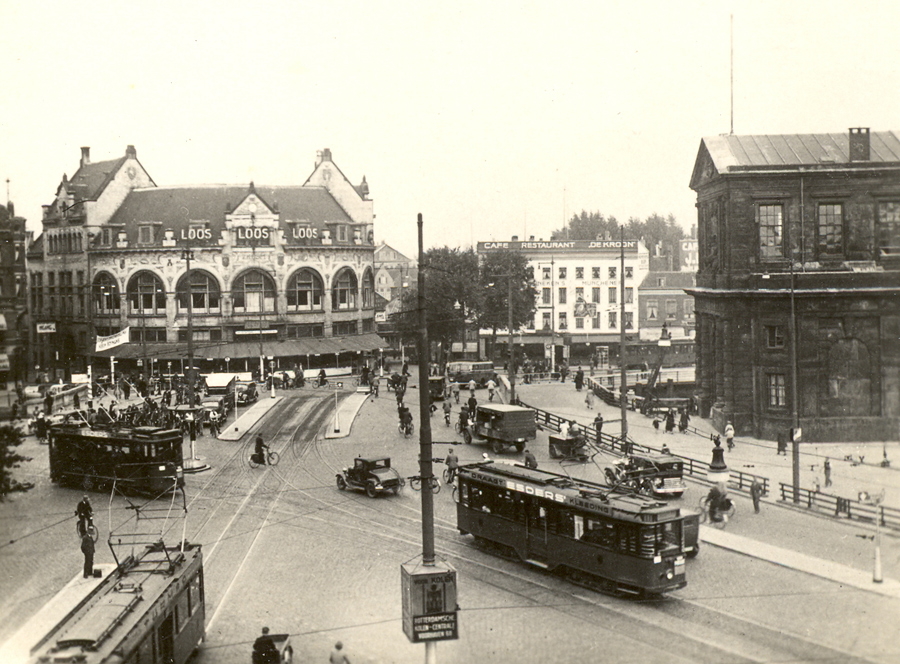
[249, 449, 280, 468]
[409, 475, 441, 494]
[443, 410, 451, 427]
[698, 494, 735, 527]
[76, 515, 99, 543]
[399, 421, 415, 438]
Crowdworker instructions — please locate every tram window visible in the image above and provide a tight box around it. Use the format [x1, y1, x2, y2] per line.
[149, 444, 156, 457]
[495, 490, 518, 520]
[550, 509, 575, 537]
[188, 573, 201, 615]
[460, 482, 469, 506]
[583, 518, 615, 548]
[122, 446, 130, 455]
[176, 589, 190, 631]
[618, 523, 640, 555]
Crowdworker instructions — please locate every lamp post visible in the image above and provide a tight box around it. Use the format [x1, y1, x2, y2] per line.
[270, 358, 276, 398]
[858, 491, 884, 583]
[619, 226, 628, 443]
[789, 257, 801, 503]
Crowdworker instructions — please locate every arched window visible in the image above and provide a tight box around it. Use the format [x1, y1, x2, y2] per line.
[332, 268, 358, 311]
[286, 268, 324, 311]
[361, 269, 374, 309]
[127, 271, 166, 315]
[232, 269, 276, 314]
[93, 273, 120, 314]
[176, 270, 220, 314]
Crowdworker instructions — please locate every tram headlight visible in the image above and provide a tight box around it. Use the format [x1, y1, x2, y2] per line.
[665, 569, 674, 580]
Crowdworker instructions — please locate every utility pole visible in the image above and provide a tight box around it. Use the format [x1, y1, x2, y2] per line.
[507, 275, 516, 404]
[619, 227, 628, 443]
[790, 256, 800, 502]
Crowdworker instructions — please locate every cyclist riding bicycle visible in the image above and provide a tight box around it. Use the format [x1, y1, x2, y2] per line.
[399, 406, 414, 435]
[254, 434, 270, 466]
[442, 399, 452, 425]
[76, 495, 93, 536]
[706, 485, 729, 522]
[317, 369, 328, 387]
[445, 448, 459, 484]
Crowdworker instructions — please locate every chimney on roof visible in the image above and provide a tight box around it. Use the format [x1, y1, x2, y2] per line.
[80, 147, 90, 168]
[511, 235, 518, 241]
[126, 145, 136, 158]
[849, 128, 870, 161]
[529, 235, 535, 241]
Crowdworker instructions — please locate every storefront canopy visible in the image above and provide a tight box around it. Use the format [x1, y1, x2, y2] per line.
[91, 333, 387, 362]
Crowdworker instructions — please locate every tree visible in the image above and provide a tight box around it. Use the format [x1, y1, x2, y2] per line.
[553, 211, 685, 266]
[550, 211, 619, 241]
[476, 251, 538, 361]
[0, 425, 34, 500]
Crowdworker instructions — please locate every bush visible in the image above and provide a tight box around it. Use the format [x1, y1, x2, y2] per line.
[0, 425, 34, 500]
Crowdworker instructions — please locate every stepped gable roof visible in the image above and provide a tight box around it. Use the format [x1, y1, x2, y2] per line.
[639, 271, 696, 289]
[704, 130, 900, 170]
[104, 184, 353, 247]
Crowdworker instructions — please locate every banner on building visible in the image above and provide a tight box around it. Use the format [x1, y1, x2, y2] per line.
[36, 322, 56, 334]
[96, 327, 130, 353]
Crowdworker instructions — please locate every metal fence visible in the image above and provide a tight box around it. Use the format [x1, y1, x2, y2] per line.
[778, 483, 900, 531]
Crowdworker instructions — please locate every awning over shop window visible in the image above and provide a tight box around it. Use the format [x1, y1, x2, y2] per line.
[0, 353, 10, 371]
[90, 333, 387, 362]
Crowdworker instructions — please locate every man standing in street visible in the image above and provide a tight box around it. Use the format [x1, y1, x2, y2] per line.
[252, 627, 278, 664]
[330, 641, 351, 664]
[81, 532, 95, 578]
[750, 478, 764, 514]
[824, 458, 832, 487]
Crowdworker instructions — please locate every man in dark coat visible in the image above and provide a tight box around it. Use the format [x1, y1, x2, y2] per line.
[81, 532, 95, 578]
[252, 627, 279, 664]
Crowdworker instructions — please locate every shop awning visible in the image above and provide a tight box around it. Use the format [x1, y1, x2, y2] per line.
[90, 333, 387, 361]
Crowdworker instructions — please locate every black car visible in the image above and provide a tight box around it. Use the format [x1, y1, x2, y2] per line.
[336, 456, 404, 498]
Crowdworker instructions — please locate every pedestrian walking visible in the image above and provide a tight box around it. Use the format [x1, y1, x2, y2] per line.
[824, 458, 832, 487]
[468, 379, 476, 399]
[652, 418, 661, 433]
[724, 421, 735, 450]
[776, 430, 787, 455]
[81, 532, 95, 578]
[665, 409, 676, 434]
[467, 395, 477, 416]
[253, 627, 279, 664]
[584, 389, 594, 409]
[678, 410, 690, 433]
[750, 478, 764, 513]
[330, 641, 351, 664]
[593, 413, 603, 436]
[486, 378, 497, 402]
[574, 368, 584, 391]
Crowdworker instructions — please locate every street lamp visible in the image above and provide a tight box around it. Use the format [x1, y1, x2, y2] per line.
[859, 491, 885, 583]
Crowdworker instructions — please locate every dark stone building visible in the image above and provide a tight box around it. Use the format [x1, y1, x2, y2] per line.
[688, 129, 900, 442]
[0, 202, 28, 388]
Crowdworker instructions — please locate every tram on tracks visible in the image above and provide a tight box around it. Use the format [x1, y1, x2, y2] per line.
[18, 542, 205, 664]
[48, 424, 184, 494]
[456, 462, 687, 596]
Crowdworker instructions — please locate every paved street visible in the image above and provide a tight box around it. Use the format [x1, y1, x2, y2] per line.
[1, 371, 898, 663]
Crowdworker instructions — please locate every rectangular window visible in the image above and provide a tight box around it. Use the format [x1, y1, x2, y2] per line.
[817, 203, 843, 257]
[625, 266, 633, 279]
[575, 317, 584, 329]
[591, 314, 600, 329]
[542, 267, 551, 280]
[138, 225, 154, 244]
[624, 287, 633, 304]
[558, 312, 567, 330]
[558, 288, 567, 304]
[666, 300, 677, 320]
[591, 287, 600, 303]
[558, 267, 567, 279]
[624, 312, 633, 329]
[592, 267, 601, 279]
[758, 204, 784, 259]
[766, 325, 785, 349]
[575, 287, 584, 301]
[647, 299, 658, 320]
[608, 287, 617, 304]
[101, 228, 111, 246]
[877, 201, 900, 258]
[767, 373, 786, 407]
[542, 288, 551, 305]
[608, 311, 617, 328]
[542, 312, 551, 330]
[338, 225, 347, 242]
[608, 266, 616, 280]
[575, 267, 584, 279]
[333, 320, 358, 336]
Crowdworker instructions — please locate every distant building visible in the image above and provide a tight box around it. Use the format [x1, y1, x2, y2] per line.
[477, 237, 649, 367]
[681, 226, 698, 272]
[28, 146, 382, 381]
[374, 242, 417, 301]
[0, 202, 28, 387]
[688, 128, 900, 442]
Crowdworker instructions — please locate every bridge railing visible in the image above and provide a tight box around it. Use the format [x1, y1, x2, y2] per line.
[778, 483, 900, 530]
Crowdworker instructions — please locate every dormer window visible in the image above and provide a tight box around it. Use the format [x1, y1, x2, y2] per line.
[338, 225, 348, 242]
[102, 228, 112, 246]
[138, 225, 154, 244]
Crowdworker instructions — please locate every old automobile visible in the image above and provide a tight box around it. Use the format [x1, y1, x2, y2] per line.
[461, 403, 536, 454]
[336, 456, 404, 498]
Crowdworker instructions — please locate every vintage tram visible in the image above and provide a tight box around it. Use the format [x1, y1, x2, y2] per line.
[20, 542, 205, 664]
[456, 462, 687, 596]
[48, 424, 184, 494]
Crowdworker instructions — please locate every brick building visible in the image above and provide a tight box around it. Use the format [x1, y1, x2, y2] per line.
[688, 128, 900, 442]
[29, 146, 382, 381]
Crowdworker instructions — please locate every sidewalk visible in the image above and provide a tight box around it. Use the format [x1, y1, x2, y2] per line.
[217, 396, 283, 441]
[324, 390, 372, 439]
[516, 381, 900, 509]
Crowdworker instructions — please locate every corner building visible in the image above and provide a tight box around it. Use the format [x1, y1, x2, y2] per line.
[31, 147, 380, 379]
[688, 129, 900, 442]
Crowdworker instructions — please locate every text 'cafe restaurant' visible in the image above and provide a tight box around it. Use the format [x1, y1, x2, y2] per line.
[90, 326, 386, 381]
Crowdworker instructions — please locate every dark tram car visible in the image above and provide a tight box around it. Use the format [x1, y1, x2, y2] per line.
[456, 462, 687, 596]
[28, 543, 204, 664]
[48, 424, 184, 494]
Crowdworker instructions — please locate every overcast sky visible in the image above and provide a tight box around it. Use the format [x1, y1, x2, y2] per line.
[2, 0, 898, 258]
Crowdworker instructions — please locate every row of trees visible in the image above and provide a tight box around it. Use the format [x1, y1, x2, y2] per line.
[552, 211, 686, 266]
[395, 248, 537, 365]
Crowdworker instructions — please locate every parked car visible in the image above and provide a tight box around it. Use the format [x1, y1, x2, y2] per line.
[336, 456, 404, 498]
[200, 395, 226, 426]
[236, 380, 258, 405]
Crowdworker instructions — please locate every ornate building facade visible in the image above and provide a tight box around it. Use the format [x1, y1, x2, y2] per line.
[29, 147, 381, 380]
[688, 128, 900, 442]
[0, 202, 28, 388]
